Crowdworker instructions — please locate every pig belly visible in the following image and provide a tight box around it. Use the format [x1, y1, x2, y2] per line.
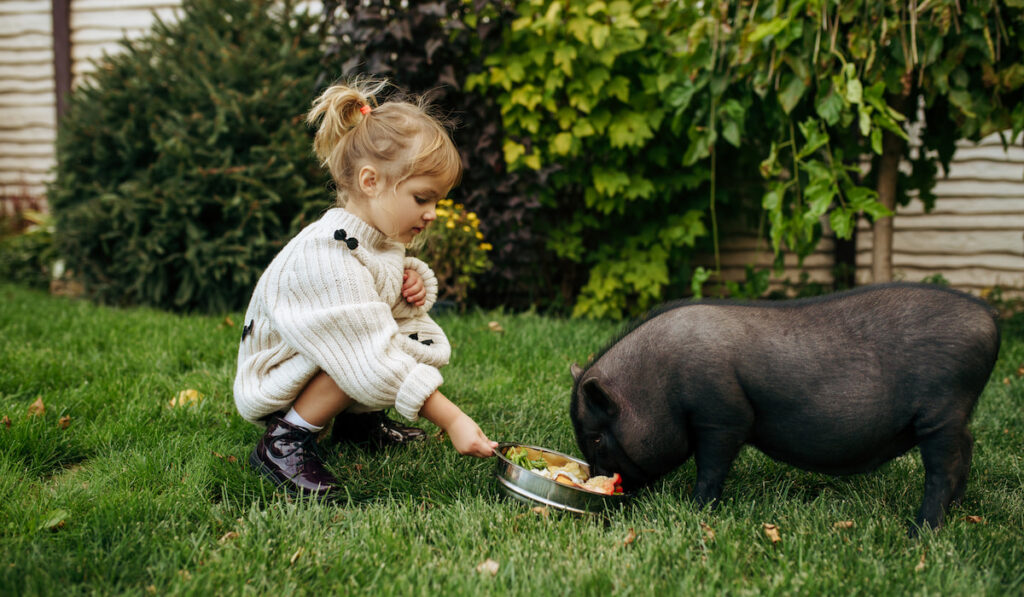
[748, 414, 918, 475]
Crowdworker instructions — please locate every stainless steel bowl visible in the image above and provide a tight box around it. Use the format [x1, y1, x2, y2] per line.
[493, 443, 631, 514]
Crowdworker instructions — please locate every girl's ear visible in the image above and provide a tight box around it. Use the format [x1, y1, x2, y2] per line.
[357, 165, 378, 197]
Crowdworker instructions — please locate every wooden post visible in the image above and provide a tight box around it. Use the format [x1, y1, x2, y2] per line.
[52, 0, 71, 120]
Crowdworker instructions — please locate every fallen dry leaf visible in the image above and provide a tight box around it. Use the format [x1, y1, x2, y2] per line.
[1004, 377, 1012, 385]
[964, 515, 983, 524]
[169, 389, 203, 408]
[700, 521, 715, 542]
[223, 315, 235, 327]
[476, 558, 500, 576]
[487, 321, 505, 333]
[28, 397, 45, 418]
[1017, 364, 1024, 377]
[219, 531, 239, 543]
[915, 551, 927, 572]
[763, 523, 781, 544]
[2, 415, 10, 428]
[58, 415, 71, 429]
[833, 520, 855, 529]
[289, 547, 304, 566]
[530, 506, 549, 517]
[623, 528, 637, 546]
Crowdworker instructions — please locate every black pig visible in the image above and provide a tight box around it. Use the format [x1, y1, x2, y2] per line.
[570, 283, 1000, 534]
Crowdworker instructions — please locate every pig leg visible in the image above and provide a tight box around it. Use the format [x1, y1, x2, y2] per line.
[692, 430, 747, 508]
[950, 428, 973, 507]
[914, 427, 970, 534]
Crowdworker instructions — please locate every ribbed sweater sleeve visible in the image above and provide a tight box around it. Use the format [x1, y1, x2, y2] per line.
[262, 232, 442, 422]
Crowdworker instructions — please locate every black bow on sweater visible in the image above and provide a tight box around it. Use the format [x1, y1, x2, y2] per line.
[408, 332, 434, 346]
[333, 229, 359, 250]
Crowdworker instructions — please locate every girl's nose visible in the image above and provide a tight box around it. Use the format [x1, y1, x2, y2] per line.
[423, 208, 436, 222]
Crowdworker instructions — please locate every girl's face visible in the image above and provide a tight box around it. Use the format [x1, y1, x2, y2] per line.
[353, 167, 448, 244]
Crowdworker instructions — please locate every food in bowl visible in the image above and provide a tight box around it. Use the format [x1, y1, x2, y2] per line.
[506, 446, 623, 495]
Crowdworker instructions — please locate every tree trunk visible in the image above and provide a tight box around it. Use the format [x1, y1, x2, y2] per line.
[871, 88, 913, 283]
[871, 129, 903, 283]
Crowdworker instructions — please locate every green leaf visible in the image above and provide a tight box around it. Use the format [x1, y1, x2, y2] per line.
[858, 105, 872, 137]
[666, 81, 697, 112]
[553, 45, 577, 76]
[815, 88, 844, 126]
[681, 115, 718, 166]
[608, 111, 654, 148]
[585, 67, 611, 95]
[845, 77, 863, 105]
[718, 99, 746, 147]
[592, 24, 612, 49]
[572, 118, 595, 137]
[592, 167, 631, 196]
[606, 76, 630, 103]
[38, 509, 69, 531]
[778, 73, 807, 114]
[503, 140, 526, 165]
[552, 132, 574, 155]
[796, 118, 829, 158]
[747, 18, 790, 43]
[829, 207, 854, 239]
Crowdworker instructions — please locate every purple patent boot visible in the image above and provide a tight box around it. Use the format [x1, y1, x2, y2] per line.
[249, 415, 339, 498]
[331, 410, 427, 449]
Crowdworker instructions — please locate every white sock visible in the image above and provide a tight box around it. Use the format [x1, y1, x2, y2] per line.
[283, 407, 324, 432]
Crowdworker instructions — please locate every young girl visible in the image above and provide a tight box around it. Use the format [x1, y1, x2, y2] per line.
[234, 79, 497, 497]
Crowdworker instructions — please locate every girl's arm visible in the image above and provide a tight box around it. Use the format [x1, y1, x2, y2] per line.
[420, 390, 497, 458]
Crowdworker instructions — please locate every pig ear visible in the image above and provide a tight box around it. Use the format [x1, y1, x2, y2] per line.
[581, 377, 618, 418]
[570, 362, 583, 381]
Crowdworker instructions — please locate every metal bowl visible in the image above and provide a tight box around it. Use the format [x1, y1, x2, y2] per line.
[493, 443, 631, 514]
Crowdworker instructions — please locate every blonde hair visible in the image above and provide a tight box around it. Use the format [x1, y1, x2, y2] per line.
[306, 78, 462, 205]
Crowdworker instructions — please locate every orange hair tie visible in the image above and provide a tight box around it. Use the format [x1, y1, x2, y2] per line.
[359, 104, 372, 115]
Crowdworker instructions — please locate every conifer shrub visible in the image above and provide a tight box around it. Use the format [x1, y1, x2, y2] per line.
[49, 0, 327, 312]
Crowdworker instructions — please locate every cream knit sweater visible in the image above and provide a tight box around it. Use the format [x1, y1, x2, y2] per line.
[233, 207, 451, 424]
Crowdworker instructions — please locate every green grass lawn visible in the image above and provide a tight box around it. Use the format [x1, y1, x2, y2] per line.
[2, 281, 1022, 595]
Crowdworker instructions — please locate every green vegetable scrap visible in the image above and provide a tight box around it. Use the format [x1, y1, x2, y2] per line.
[507, 446, 547, 470]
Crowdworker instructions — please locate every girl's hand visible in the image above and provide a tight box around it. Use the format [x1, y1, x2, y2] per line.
[402, 269, 427, 307]
[447, 413, 498, 458]
[420, 390, 496, 458]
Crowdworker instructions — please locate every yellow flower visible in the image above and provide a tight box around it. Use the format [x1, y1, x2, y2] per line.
[462, 225, 471, 232]
[446, 220, 455, 229]
[480, 243, 493, 251]
[436, 208, 450, 218]
[475, 231, 483, 240]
